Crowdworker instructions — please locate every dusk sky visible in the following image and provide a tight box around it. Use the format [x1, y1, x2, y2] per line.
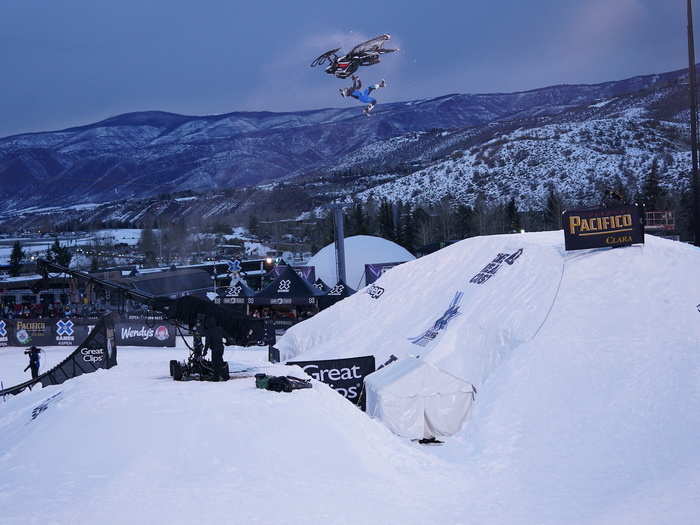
[0, 0, 693, 137]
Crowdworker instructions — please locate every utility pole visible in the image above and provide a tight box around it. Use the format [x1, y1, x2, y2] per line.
[332, 205, 347, 284]
[688, 0, 700, 245]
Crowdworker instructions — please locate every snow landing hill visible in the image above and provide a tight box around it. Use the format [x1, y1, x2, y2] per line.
[0, 65, 690, 215]
[1, 232, 697, 524]
[277, 231, 700, 522]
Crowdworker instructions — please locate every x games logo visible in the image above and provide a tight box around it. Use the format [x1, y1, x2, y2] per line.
[56, 320, 74, 337]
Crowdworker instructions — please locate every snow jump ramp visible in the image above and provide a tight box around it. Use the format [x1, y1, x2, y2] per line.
[0, 314, 118, 397]
[276, 231, 700, 441]
[277, 232, 565, 388]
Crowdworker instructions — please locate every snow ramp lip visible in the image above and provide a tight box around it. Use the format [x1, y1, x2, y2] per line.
[0, 314, 118, 397]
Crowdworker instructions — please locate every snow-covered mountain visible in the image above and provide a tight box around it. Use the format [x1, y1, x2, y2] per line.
[338, 81, 692, 209]
[0, 66, 688, 212]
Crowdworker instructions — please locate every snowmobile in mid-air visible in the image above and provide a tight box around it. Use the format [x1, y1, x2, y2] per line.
[311, 34, 398, 79]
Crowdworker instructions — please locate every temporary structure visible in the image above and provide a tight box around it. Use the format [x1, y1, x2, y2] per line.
[364, 357, 475, 440]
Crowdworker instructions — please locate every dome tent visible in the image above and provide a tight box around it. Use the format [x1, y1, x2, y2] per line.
[308, 235, 415, 290]
[364, 358, 476, 440]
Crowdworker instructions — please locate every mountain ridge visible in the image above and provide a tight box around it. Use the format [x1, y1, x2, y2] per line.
[0, 64, 691, 214]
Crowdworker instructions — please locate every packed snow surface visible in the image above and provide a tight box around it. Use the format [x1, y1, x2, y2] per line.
[1, 231, 700, 524]
[0, 343, 469, 525]
[308, 235, 415, 289]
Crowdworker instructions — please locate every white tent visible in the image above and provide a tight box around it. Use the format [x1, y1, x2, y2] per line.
[365, 358, 476, 440]
[308, 235, 415, 290]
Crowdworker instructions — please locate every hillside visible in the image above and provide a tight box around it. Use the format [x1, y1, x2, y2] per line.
[0, 66, 688, 212]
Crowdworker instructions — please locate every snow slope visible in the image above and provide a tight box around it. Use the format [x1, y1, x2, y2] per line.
[277, 232, 700, 523]
[0, 344, 471, 525]
[1, 232, 699, 524]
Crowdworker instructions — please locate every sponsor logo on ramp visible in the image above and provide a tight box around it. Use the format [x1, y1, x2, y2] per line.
[563, 206, 644, 250]
[408, 291, 464, 346]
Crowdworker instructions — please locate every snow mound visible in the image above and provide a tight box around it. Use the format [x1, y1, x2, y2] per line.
[308, 235, 415, 289]
[279, 231, 700, 523]
[0, 349, 469, 524]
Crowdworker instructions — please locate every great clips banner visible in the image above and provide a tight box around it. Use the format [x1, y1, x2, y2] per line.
[563, 206, 644, 251]
[287, 355, 375, 408]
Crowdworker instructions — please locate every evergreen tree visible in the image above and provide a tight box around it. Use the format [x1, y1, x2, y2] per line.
[9, 241, 24, 277]
[641, 158, 664, 211]
[248, 214, 260, 237]
[454, 204, 475, 239]
[49, 239, 72, 267]
[543, 186, 563, 230]
[507, 198, 522, 233]
[349, 202, 368, 236]
[378, 200, 395, 241]
[140, 226, 157, 267]
[398, 203, 417, 253]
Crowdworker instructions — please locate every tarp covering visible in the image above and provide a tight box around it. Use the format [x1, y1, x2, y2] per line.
[253, 265, 324, 305]
[123, 269, 213, 298]
[364, 358, 475, 439]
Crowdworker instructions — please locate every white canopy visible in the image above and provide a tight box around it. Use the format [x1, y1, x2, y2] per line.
[365, 358, 475, 440]
[308, 235, 415, 289]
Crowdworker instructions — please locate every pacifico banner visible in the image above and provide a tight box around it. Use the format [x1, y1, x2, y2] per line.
[563, 206, 645, 251]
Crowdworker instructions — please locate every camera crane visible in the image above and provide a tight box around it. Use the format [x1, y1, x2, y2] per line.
[37, 259, 275, 381]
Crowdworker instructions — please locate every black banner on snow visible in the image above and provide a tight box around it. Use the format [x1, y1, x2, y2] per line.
[287, 355, 375, 408]
[0, 318, 175, 347]
[0, 314, 118, 397]
[2, 319, 91, 347]
[563, 205, 645, 251]
[40, 314, 118, 389]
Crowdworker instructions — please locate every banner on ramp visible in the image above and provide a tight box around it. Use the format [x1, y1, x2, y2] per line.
[287, 355, 375, 408]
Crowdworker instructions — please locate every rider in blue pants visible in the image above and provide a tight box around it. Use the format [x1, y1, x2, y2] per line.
[340, 76, 386, 114]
